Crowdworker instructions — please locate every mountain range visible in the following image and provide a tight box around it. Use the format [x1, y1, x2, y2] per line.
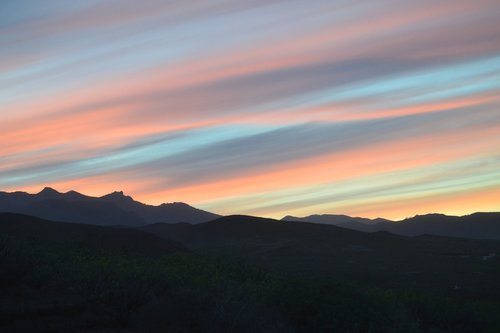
[283, 213, 500, 239]
[1, 188, 499, 239]
[0, 187, 219, 226]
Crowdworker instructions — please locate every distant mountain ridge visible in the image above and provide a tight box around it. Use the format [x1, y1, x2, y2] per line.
[282, 214, 390, 226]
[282, 212, 500, 240]
[0, 187, 219, 226]
[2, 187, 499, 239]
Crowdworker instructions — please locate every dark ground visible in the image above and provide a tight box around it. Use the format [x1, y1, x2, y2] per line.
[2, 213, 500, 332]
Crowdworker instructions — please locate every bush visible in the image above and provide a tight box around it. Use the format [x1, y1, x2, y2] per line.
[2, 236, 500, 332]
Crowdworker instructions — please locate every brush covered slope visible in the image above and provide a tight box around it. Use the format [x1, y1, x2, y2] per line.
[2, 213, 500, 332]
[0, 213, 185, 255]
[0, 188, 219, 226]
[142, 215, 500, 296]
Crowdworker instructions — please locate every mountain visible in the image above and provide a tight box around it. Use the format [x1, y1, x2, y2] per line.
[282, 214, 389, 226]
[99, 190, 218, 224]
[0, 212, 186, 255]
[282, 212, 500, 239]
[385, 212, 500, 239]
[0, 188, 219, 226]
[141, 215, 500, 295]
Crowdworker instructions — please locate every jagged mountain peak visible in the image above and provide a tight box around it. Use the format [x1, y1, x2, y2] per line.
[160, 201, 190, 207]
[100, 190, 134, 202]
[103, 190, 122, 196]
[0, 188, 220, 225]
[103, 190, 125, 197]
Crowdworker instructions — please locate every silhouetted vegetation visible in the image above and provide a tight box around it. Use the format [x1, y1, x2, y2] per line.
[2, 214, 500, 332]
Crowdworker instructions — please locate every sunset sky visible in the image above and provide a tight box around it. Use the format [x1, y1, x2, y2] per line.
[1, 0, 500, 219]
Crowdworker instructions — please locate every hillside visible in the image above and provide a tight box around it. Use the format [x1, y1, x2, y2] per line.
[2, 213, 500, 332]
[0, 213, 185, 255]
[142, 215, 500, 297]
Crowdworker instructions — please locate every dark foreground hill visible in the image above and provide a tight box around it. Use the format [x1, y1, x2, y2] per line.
[0, 213, 185, 255]
[283, 212, 500, 239]
[0, 187, 219, 226]
[142, 215, 500, 296]
[2, 213, 500, 332]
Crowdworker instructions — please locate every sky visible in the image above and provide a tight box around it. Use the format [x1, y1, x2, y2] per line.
[1, 0, 500, 220]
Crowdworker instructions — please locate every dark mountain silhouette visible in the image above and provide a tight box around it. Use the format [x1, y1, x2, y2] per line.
[282, 212, 500, 239]
[282, 214, 389, 226]
[141, 215, 500, 294]
[0, 187, 219, 226]
[0, 212, 186, 255]
[99, 190, 218, 224]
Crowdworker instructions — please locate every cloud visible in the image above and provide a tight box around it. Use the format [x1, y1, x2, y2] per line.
[1, 0, 500, 218]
